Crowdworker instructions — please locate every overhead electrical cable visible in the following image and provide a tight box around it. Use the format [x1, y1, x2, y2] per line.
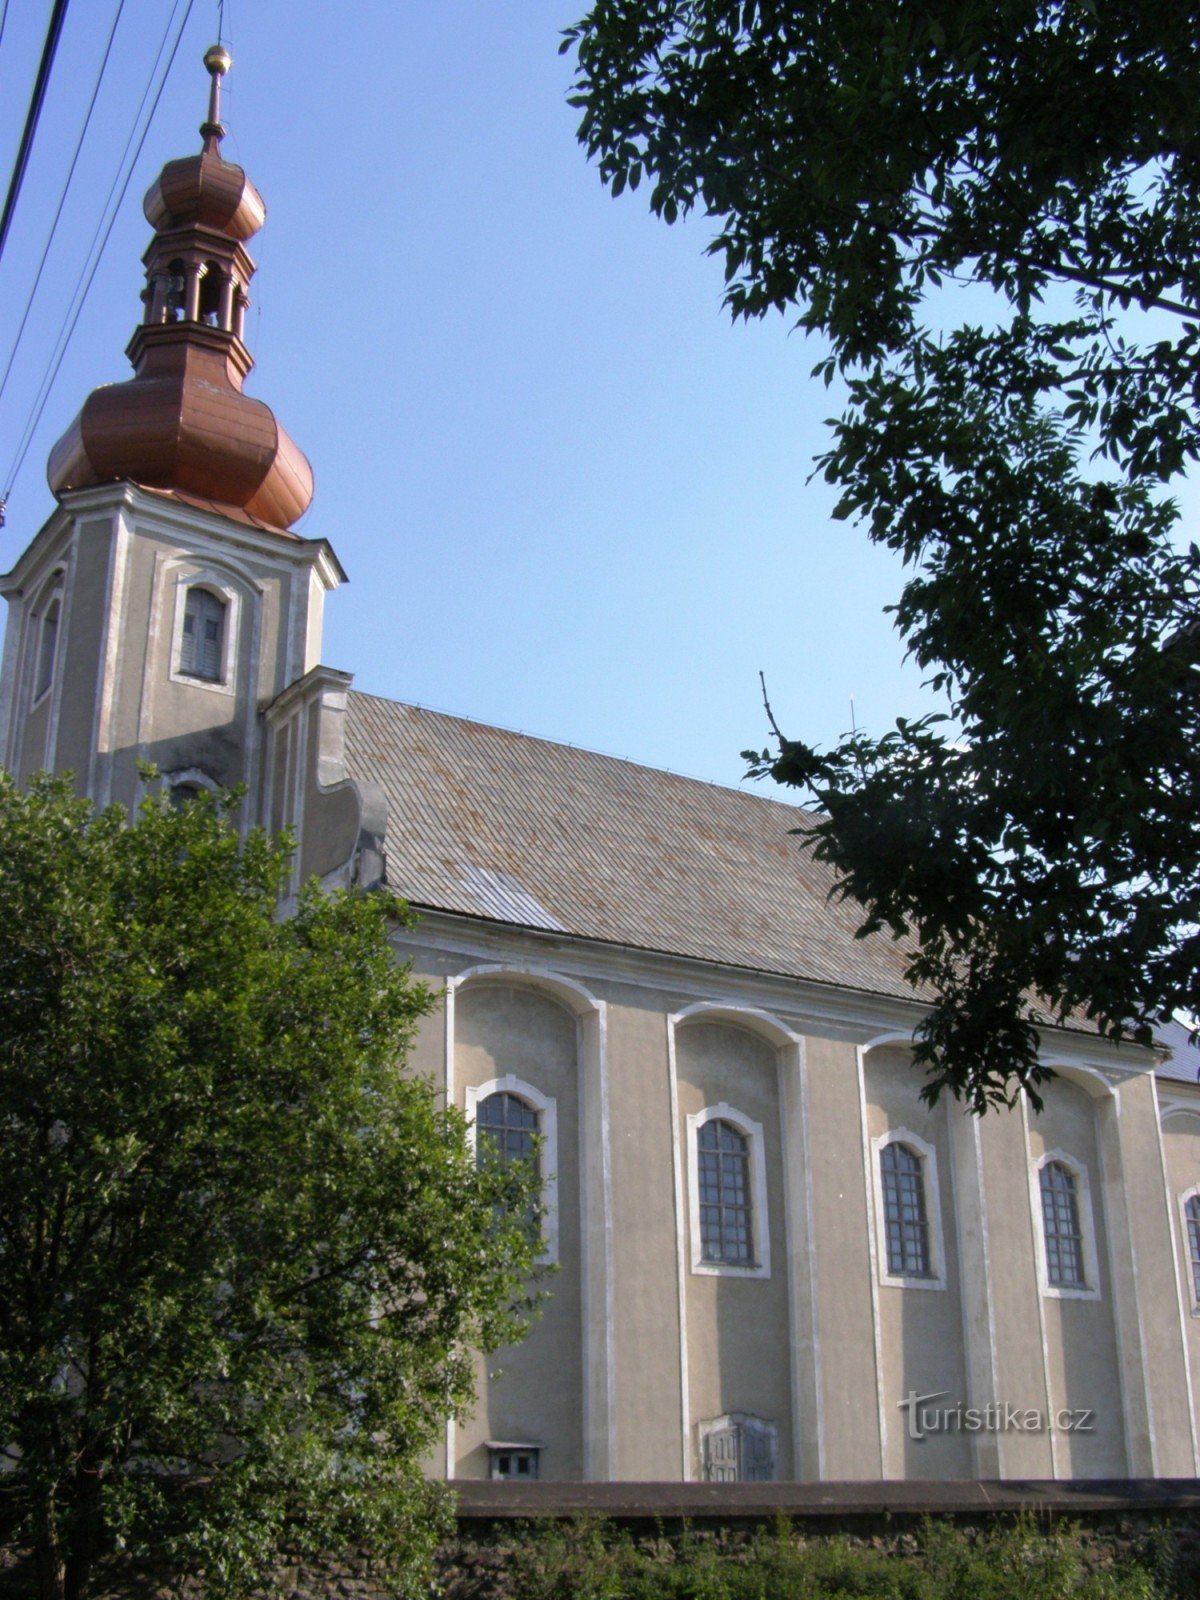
[0, 0, 72, 267]
[3, 0, 197, 509]
[0, 0, 129, 406]
[0, 0, 11, 58]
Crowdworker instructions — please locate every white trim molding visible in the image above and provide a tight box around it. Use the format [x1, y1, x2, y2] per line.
[465, 1073, 559, 1266]
[870, 1126, 948, 1292]
[1029, 1147, 1102, 1301]
[165, 564, 249, 697]
[685, 1102, 771, 1279]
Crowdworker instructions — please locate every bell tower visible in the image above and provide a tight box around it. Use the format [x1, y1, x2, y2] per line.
[0, 46, 372, 882]
[46, 44, 313, 526]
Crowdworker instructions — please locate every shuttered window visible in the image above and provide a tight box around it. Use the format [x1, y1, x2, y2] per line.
[701, 1416, 776, 1482]
[180, 588, 225, 681]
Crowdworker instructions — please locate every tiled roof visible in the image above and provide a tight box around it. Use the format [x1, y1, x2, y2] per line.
[344, 691, 922, 1003]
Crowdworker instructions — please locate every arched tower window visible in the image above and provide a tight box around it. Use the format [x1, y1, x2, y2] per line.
[197, 261, 224, 327]
[165, 259, 187, 322]
[697, 1117, 753, 1267]
[879, 1140, 931, 1279]
[34, 596, 60, 702]
[179, 587, 226, 682]
[1040, 1160, 1086, 1289]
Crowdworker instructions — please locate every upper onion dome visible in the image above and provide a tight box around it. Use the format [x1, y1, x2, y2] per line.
[46, 45, 312, 530]
[142, 150, 265, 240]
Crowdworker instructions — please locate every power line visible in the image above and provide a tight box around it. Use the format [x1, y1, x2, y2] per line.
[0, 0, 128, 406]
[0, 0, 72, 267]
[2, 0, 197, 506]
[0, 0, 11, 58]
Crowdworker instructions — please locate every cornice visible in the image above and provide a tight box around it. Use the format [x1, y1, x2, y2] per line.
[391, 906, 1157, 1076]
[264, 662, 355, 725]
[3, 483, 345, 588]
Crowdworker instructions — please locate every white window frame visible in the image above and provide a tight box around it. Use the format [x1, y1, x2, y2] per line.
[465, 1075, 558, 1266]
[871, 1127, 947, 1291]
[1029, 1148, 1102, 1301]
[686, 1102, 770, 1279]
[168, 573, 239, 695]
[1178, 1185, 1200, 1316]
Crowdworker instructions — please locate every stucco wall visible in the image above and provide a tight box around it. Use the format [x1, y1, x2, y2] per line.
[394, 930, 1194, 1489]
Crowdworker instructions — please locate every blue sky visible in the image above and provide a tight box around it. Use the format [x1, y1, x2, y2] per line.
[0, 0, 935, 790]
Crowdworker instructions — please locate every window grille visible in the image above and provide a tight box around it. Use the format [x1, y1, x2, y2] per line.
[697, 1118, 753, 1266]
[1040, 1161, 1087, 1288]
[880, 1141, 931, 1277]
[475, 1091, 539, 1174]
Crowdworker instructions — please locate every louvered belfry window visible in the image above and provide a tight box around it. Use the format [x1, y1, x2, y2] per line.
[180, 587, 225, 681]
[698, 1118, 753, 1266]
[1040, 1160, 1087, 1288]
[880, 1141, 931, 1278]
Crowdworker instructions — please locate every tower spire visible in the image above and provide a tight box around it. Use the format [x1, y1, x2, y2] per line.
[46, 47, 313, 530]
[200, 42, 232, 149]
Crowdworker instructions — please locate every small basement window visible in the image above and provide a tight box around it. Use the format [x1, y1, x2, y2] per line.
[486, 1442, 540, 1481]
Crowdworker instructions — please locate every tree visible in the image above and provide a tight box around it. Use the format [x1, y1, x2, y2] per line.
[0, 774, 540, 1600]
[563, 0, 1200, 1109]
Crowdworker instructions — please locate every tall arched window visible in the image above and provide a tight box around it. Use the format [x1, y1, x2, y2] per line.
[475, 1091, 540, 1175]
[697, 1118, 753, 1266]
[465, 1072, 558, 1265]
[1185, 1194, 1200, 1304]
[179, 587, 226, 682]
[1040, 1160, 1086, 1289]
[475, 1090, 542, 1248]
[879, 1141, 931, 1278]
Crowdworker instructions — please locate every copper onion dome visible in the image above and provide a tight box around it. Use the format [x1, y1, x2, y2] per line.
[47, 46, 313, 530]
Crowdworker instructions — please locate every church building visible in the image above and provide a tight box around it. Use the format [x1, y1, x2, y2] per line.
[3, 48, 1200, 1488]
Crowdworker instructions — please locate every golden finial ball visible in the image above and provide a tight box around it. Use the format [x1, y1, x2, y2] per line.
[204, 43, 233, 77]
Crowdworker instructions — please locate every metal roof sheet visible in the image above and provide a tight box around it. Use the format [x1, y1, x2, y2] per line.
[344, 691, 923, 1003]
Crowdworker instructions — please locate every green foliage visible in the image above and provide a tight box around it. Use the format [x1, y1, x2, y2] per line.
[479, 1514, 1182, 1600]
[564, 0, 1200, 1108]
[0, 774, 541, 1600]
